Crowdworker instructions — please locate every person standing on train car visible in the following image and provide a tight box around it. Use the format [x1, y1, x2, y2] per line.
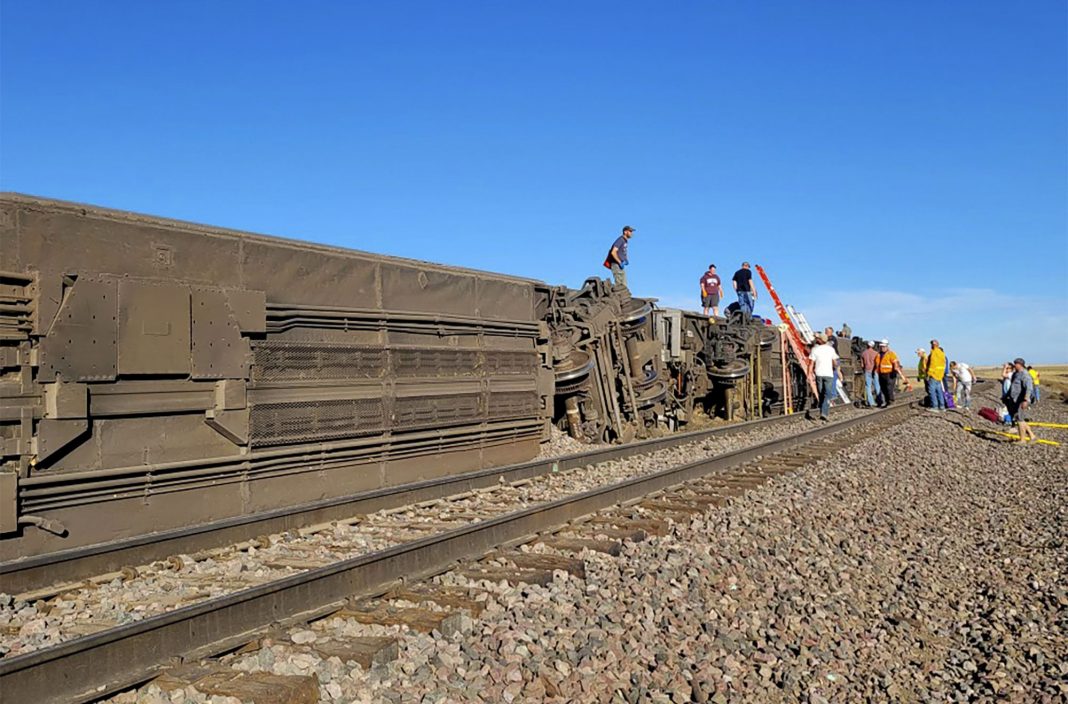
[731, 262, 757, 319]
[699, 264, 722, 318]
[603, 225, 634, 287]
[860, 340, 881, 407]
[924, 339, 948, 412]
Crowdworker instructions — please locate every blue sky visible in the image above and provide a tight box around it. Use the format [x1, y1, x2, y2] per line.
[2, 1, 1065, 364]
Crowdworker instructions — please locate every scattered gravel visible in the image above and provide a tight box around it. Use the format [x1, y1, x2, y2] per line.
[537, 426, 605, 459]
[197, 390, 1062, 703]
[0, 403, 878, 658]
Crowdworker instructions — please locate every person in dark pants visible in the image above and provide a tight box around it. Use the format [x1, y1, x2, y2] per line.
[875, 339, 910, 406]
[1004, 358, 1036, 442]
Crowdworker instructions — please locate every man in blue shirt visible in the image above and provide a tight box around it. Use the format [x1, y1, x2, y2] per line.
[603, 226, 634, 287]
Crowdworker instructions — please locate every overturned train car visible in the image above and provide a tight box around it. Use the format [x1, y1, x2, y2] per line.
[0, 195, 552, 560]
[0, 194, 862, 563]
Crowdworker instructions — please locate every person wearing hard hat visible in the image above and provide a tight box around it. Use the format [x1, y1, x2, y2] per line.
[875, 339, 911, 407]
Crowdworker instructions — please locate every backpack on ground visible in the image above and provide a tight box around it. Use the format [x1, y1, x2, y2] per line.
[978, 407, 1000, 424]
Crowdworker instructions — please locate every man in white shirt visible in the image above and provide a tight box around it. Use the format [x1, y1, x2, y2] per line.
[950, 361, 974, 410]
[808, 333, 840, 421]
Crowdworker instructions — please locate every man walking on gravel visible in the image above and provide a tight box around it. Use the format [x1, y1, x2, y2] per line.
[731, 262, 757, 319]
[924, 339, 948, 412]
[699, 264, 722, 318]
[875, 340, 910, 406]
[603, 226, 634, 287]
[950, 360, 974, 410]
[1005, 358, 1036, 443]
[860, 340, 881, 407]
[809, 333, 839, 421]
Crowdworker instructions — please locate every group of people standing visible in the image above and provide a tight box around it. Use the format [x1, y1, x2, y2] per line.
[603, 227, 1043, 439]
[913, 340, 975, 412]
[857, 339, 910, 409]
[698, 262, 759, 319]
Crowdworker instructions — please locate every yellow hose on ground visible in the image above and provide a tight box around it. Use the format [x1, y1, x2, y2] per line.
[963, 426, 1061, 446]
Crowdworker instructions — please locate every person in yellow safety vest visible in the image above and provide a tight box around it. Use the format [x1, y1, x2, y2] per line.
[1027, 366, 1041, 403]
[915, 349, 928, 381]
[875, 340, 911, 407]
[924, 339, 948, 412]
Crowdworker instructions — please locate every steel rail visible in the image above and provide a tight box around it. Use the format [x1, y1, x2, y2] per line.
[0, 402, 914, 704]
[4, 404, 843, 593]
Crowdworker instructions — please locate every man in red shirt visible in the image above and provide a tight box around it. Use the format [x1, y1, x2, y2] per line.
[699, 264, 722, 318]
[860, 340, 880, 407]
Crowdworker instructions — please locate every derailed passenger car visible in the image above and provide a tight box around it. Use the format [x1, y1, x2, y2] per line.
[0, 194, 549, 559]
[0, 194, 863, 562]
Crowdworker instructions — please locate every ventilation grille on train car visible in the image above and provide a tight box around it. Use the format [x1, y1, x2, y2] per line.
[487, 391, 540, 420]
[483, 350, 537, 375]
[253, 342, 386, 381]
[251, 398, 385, 445]
[392, 348, 480, 377]
[393, 394, 481, 429]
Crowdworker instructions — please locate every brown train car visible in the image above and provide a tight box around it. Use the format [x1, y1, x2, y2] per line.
[0, 194, 551, 561]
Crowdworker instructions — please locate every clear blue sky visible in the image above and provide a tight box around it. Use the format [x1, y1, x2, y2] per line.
[2, 2, 1065, 364]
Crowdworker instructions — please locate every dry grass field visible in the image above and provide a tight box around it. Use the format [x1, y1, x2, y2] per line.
[898, 365, 1068, 402]
[970, 365, 1068, 403]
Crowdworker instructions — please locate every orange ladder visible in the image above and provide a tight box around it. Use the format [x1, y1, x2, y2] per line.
[754, 265, 818, 397]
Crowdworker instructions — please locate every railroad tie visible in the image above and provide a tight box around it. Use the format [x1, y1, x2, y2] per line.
[277, 633, 399, 669]
[457, 566, 555, 587]
[154, 664, 318, 704]
[639, 500, 706, 515]
[588, 516, 671, 536]
[570, 524, 648, 542]
[337, 603, 465, 637]
[539, 536, 624, 556]
[385, 586, 487, 617]
[488, 551, 587, 578]
[668, 493, 729, 508]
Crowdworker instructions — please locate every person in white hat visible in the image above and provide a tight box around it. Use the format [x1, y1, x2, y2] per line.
[860, 340, 881, 407]
[874, 339, 910, 406]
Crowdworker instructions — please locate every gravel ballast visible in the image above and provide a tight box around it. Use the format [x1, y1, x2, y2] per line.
[203, 397, 1064, 703]
[0, 404, 877, 658]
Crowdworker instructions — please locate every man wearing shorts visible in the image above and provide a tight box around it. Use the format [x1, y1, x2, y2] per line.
[699, 264, 722, 318]
[1005, 357, 1036, 442]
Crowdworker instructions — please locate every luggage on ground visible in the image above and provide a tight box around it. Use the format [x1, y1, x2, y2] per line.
[978, 407, 1001, 424]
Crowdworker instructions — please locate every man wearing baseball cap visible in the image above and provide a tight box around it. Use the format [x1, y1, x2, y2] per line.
[860, 340, 881, 408]
[1005, 358, 1037, 442]
[603, 226, 634, 287]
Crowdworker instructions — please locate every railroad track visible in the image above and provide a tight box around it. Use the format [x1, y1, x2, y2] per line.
[3, 406, 879, 596]
[0, 399, 917, 704]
